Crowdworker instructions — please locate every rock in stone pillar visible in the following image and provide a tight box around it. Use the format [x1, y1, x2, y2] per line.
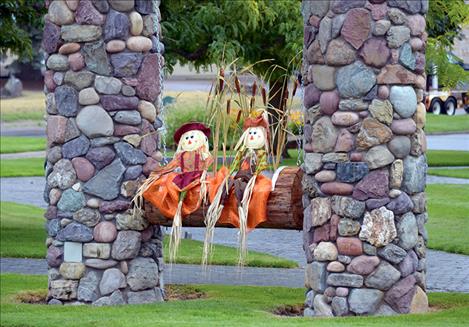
[43, 0, 165, 305]
[301, 0, 428, 317]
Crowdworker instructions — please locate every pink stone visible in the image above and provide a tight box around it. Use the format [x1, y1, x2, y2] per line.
[359, 38, 390, 68]
[59, 42, 80, 55]
[99, 200, 131, 214]
[370, 3, 387, 20]
[315, 170, 336, 183]
[47, 246, 63, 267]
[141, 226, 153, 242]
[136, 54, 161, 102]
[410, 38, 424, 51]
[377, 65, 418, 85]
[143, 157, 160, 176]
[350, 152, 364, 162]
[44, 70, 56, 92]
[341, 8, 371, 49]
[391, 118, 417, 135]
[332, 112, 360, 127]
[140, 134, 157, 156]
[335, 129, 354, 152]
[304, 84, 321, 109]
[309, 15, 321, 28]
[347, 255, 380, 275]
[122, 77, 139, 87]
[313, 223, 331, 243]
[93, 221, 117, 243]
[353, 169, 389, 200]
[114, 124, 141, 136]
[330, 214, 340, 241]
[47, 115, 67, 144]
[336, 237, 363, 256]
[378, 85, 389, 99]
[320, 182, 354, 196]
[415, 52, 425, 74]
[320, 90, 340, 115]
[336, 287, 349, 297]
[68, 52, 85, 71]
[384, 275, 416, 313]
[71, 157, 95, 182]
[106, 40, 126, 53]
[407, 15, 426, 36]
[101, 95, 139, 111]
[75, 0, 104, 25]
[327, 261, 345, 272]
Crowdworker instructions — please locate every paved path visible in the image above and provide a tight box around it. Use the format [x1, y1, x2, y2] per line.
[1, 255, 468, 292]
[427, 133, 469, 151]
[0, 151, 45, 160]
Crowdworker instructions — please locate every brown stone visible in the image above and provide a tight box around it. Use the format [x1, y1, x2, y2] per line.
[347, 255, 380, 275]
[378, 85, 389, 99]
[325, 39, 356, 66]
[414, 103, 426, 129]
[93, 221, 117, 243]
[391, 118, 417, 135]
[68, 52, 85, 71]
[327, 261, 345, 272]
[359, 38, 390, 68]
[410, 286, 428, 313]
[336, 237, 363, 256]
[136, 54, 161, 102]
[330, 214, 339, 241]
[335, 129, 354, 152]
[143, 157, 160, 176]
[369, 2, 387, 20]
[306, 40, 325, 64]
[313, 224, 331, 243]
[341, 8, 371, 49]
[376, 64, 418, 84]
[356, 118, 393, 150]
[320, 182, 354, 196]
[106, 40, 126, 53]
[47, 116, 68, 144]
[71, 157, 95, 182]
[59, 42, 80, 55]
[320, 90, 340, 115]
[407, 15, 426, 36]
[331, 112, 359, 127]
[315, 170, 336, 183]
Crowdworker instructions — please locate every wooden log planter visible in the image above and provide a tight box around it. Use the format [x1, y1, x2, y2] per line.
[144, 167, 304, 230]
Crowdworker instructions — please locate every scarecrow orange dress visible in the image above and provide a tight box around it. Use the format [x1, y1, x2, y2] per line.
[143, 149, 213, 219]
[208, 149, 271, 229]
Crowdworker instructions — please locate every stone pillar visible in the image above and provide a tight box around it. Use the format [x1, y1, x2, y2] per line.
[43, 0, 165, 305]
[301, 0, 428, 317]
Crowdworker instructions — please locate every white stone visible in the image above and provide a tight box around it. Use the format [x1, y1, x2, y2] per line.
[78, 87, 100, 105]
[129, 11, 144, 36]
[76, 105, 114, 138]
[83, 243, 111, 259]
[64, 242, 83, 262]
[126, 36, 153, 52]
[359, 207, 397, 247]
[313, 242, 338, 261]
[138, 100, 156, 122]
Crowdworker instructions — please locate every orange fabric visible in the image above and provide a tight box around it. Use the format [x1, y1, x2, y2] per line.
[209, 166, 271, 229]
[143, 172, 202, 219]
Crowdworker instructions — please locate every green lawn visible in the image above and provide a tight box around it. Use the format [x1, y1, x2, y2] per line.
[425, 114, 469, 134]
[0, 91, 46, 122]
[428, 168, 469, 179]
[1, 274, 469, 327]
[426, 150, 469, 167]
[426, 184, 469, 255]
[0, 157, 45, 177]
[0, 202, 297, 268]
[0, 136, 46, 153]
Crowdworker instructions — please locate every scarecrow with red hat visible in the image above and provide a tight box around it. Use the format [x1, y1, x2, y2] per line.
[204, 113, 272, 265]
[133, 122, 213, 262]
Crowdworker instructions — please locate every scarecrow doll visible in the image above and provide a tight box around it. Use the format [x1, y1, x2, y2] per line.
[133, 122, 213, 262]
[204, 114, 272, 265]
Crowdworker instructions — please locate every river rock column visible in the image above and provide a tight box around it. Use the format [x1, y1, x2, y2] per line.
[43, 0, 165, 305]
[301, 0, 428, 317]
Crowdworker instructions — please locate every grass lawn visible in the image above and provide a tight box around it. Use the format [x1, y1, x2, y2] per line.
[428, 168, 469, 179]
[426, 150, 469, 167]
[0, 91, 46, 122]
[0, 202, 297, 268]
[425, 114, 469, 134]
[0, 157, 45, 177]
[1, 274, 469, 327]
[0, 136, 46, 153]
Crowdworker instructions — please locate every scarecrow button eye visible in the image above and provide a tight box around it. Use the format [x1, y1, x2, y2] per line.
[191, 135, 194, 139]
[253, 131, 257, 135]
[185, 137, 189, 140]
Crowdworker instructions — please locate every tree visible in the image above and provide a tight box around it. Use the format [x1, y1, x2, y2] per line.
[426, 0, 469, 89]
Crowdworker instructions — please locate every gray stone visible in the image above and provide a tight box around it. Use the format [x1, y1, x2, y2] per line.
[85, 259, 118, 269]
[332, 296, 349, 316]
[386, 192, 414, 215]
[388, 8, 407, 25]
[313, 295, 333, 317]
[110, 53, 144, 77]
[127, 289, 163, 304]
[55, 85, 79, 117]
[46, 219, 60, 237]
[349, 289, 384, 314]
[61, 25, 102, 43]
[125, 165, 143, 180]
[83, 159, 126, 200]
[94, 76, 122, 95]
[109, 290, 126, 305]
[111, 231, 141, 260]
[64, 119, 81, 142]
[48, 159, 77, 190]
[104, 10, 129, 41]
[305, 289, 315, 308]
[100, 268, 126, 295]
[338, 218, 361, 236]
[399, 43, 416, 70]
[62, 135, 90, 159]
[338, 99, 368, 111]
[388, 0, 422, 14]
[331, 14, 346, 38]
[306, 262, 327, 292]
[416, 213, 428, 240]
[365, 261, 401, 290]
[116, 212, 149, 231]
[327, 273, 363, 287]
[57, 222, 93, 242]
[47, 54, 69, 71]
[369, 99, 393, 125]
[73, 208, 101, 227]
[390, 86, 417, 118]
[331, 196, 365, 219]
[76, 105, 114, 138]
[336, 62, 376, 98]
[122, 85, 136, 96]
[82, 40, 112, 76]
[364, 145, 395, 170]
[317, 17, 332, 54]
[86, 146, 116, 170]
[388, 136, 411, 158]
[336, 162, 368, 183]
[90, 137, 121, 147]
[114, 142, 147, 165]
[78, 270, 100, 302]
[330, 0, 366, 14]
[303, 153, 323, 174]
[49, 280, 78, 301]
[135, 0, 155, 14]
[114, 111, 142, 125]
[378, 243, 407, 264]
[109, 0, 134, 11]
[397, 212, 418, 250]
[402, 155, 427, 194]
[79, 87, 100, 105]
[57, 189, 86, 212]
[387, 26, 411, 48]
[63, 70, 95, 90]
[375, 303, 398, 316]
[373, 20, 391, 36]
[311, 117, 338, 153]
[127, 258, 159, 291]
[399, 250, 419, 277]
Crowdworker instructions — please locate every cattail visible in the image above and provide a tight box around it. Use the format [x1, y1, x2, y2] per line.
[226, 99, 231, 115]
[284, 88, 289, 100]
[236, 110, 242, 123]
[219, 68, 225, 92]
[251, 81, 257, 97]
[250, 97, 255, 109]
[235, 76, 241, 94]
[261, 87, 267, 106]
[292, 79, 299, 97]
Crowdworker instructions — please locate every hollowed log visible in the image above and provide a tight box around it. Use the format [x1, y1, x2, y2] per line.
[144, 167, 304, 230]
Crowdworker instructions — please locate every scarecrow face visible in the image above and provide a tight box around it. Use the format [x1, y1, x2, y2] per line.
[245, 127, 266, 149]
[180, 130, 207, 152]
